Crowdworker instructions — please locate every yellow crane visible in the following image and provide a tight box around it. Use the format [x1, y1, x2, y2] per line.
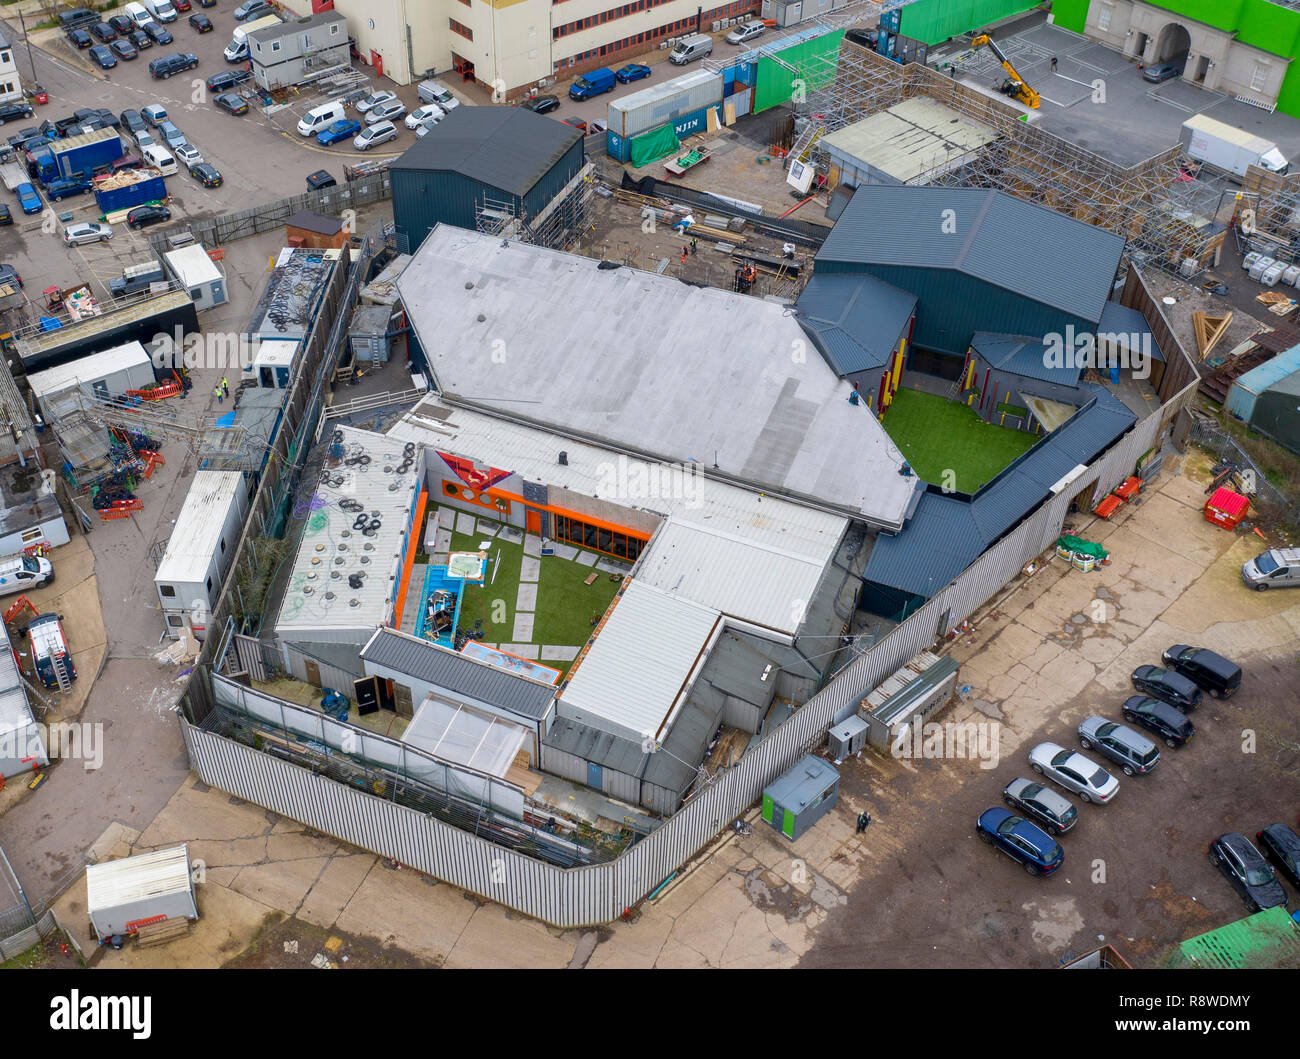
[970, 33, 1041, 109]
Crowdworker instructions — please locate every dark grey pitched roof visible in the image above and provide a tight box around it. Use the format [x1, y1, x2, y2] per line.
[360, 628, 556, 720]
[864, 386, 1135, 597]
[286, 210, 344, 236]
[543, 715, 696, 794]
[797, 273, 917, 376]
[390, 106, 582, 198]
[970, 332, 1082, 386]
[817, 186, 1125, 324]
[1098, 301, 1165, 362]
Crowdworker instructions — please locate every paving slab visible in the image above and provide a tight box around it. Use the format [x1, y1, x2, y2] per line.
[476, 518, 501, 537]
[547, 542, 578, 560]
[594, 558, 631, 574]
[334, 864, 474, 962]
[444, 903, 572, 968]
[523, 534, 542, 557]
[511, 613, 534, 641]
[519, 556, 540, 582]
[229, 856, 332, 914]
[498, 642, 540, 659]
[296, 853, 378, 929]
[574, 550, 599, 568]
[516, 582, 538, 610]
[455, 511, 478, 535]
[500, 526, 524, 544]
[540, 644, 579, 661]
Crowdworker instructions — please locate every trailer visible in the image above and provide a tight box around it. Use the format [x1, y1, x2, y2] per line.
[0, 160, 28, 192]
[47, 128, 123, 182]
[1180, 114, 1289, 180]
[94, 168, 167, 216]
[153, 470, 249, 638]
[85, 844, 198, 944]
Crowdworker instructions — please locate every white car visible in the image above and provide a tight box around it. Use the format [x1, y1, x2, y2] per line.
[134, 129, 156, 150]
[405, 103, 444, 130]
[355, 90, 397, 114]
[353, 121, 397, 150]
[64, 222, 113, 245]
[1028, 742, 1119, 804]
[725, 20, 766, 44]
[366, 99, 406, 124]
[174, 143, 202, 167]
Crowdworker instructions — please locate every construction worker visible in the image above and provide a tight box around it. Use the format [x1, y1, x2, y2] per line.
[690, 237, 698, 254]
[214, 384, 223, 405]
[221, 376, 229, 397]
[1050, 56, 1058, 72]
[856, 810, 871, 834]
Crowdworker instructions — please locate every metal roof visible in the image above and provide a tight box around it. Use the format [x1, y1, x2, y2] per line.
[154, 471, 245, 586]
[397, 227, 919, 530]
[969, 333, 1082, 386]
[764, 754, 838, 810]
[390, 106, 582, 199]
[558, 581, 722, 745]
[274, 426, 421, 642]
[86, 844, 194, 915]
[1231, 343, 1300, 397]
[360, 626, 557, 721]
[1098, 301, 1165, 363]
[816, 186, 1125, 325]
[820, 97, 997, 184]
[865, 388, 1135, 597]
[165, 244, 221, 286]
[0, 618, 40, 756]
[797, 273, 917, 375]
[1169, 907, 1300, 969]
[26, 340, 152, 398]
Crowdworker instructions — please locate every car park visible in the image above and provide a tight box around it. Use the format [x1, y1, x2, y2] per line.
[1077, 716, 1159, 777]
[616, 63, 651, 83]
[404, 105, 443, 130]
[145, 22, 175, 45]
[1001, 778, 1077, 836]
[111, 39, 139, 60]
[129, 28, 153, 49]
[127, 204, 171, 229]
[63, 221, 113, 245]
[519, 94, 559, 114]
[214, 93, 249, 116]
[1161, 645, 1241, 699]
[0, 102, 35, 125]
[174, 143, 202, 167]
[189, 14, 213, 31]
[725, 20, 766, 44]
[353, 121, 397, 150]
[1209, 832, 1288, 912]
[189, 161, 222, 186]
[48, 174, 92, 200]
[1256, 824, 1300, 889]
[92, 22, 117, 42]
[1131, 665, 1202, 711]
[355, 91, 398, 114]
[15, 183, 41, 214]
[1028, 742, 1119, 804]
[69, 27, 95, 48]
[233, 0, 272, 18]
[366, 99, 406, 124]
[305, 169, 336, 191]
[109, 14, 135, 33]
[976, 808, 1063, 876]
[1120, 695, 1194, 748]
[89, 44, 118, 69]
[317, 119, 361, 145]
[206, 69, 250, 93]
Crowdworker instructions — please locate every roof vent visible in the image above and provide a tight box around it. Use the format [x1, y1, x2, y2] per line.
[334, 557, 345, 565]
[360, 555, 370, 564]
[349, 599, 361, 608]
[363, 543, 374, 551]
[303, 585, 314, 595]
[465, 281, 474, 290]
[341, 530, 351, 538]
[477, 313, 486, 323]
[324, 591, 335, 600]
[314, 543, 325, 552]
[330, 570, 341, 579]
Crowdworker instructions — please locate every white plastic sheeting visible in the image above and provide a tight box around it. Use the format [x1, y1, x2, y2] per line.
[402, 696, 526, 779]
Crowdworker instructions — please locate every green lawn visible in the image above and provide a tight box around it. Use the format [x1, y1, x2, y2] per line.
[882, 388, 1040, 493]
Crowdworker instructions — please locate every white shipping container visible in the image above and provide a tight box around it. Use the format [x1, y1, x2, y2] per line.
[86, 844, 198, 941]
[1180, 114, 1289, 178]
[609, 70, 724, 138]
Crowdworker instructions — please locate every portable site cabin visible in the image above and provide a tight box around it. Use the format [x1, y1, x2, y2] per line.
[85, 844, 198, 943]
[153, 470, 249, 638]
[163, 244, 227, 312]
[761, 755, 839, 840]
[249, 337, 300, 389]
[25, 340, 156, 421]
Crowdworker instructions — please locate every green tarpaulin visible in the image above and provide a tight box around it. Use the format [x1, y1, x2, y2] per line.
[753, 30, 845, 114]
[628, 123, 680, 168]
[1057, 536, 1108, 560]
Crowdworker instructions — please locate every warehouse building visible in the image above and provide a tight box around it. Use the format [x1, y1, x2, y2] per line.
[391, 108, 589, 255]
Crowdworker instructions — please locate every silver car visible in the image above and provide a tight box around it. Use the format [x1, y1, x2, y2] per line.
[1028, 742, 1119, 804]
[355, 90, 397, 114]
[63, 222, 114, 245]
[1077, 716, 1159, 777]
[353, 121, 397, 151]
[725, 20, 766, 44]
[366, 99, 406, 124]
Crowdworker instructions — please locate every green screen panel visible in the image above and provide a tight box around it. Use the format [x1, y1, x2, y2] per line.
[1133, 0, 1244, 35]
[1050, 0, 1090, 35]
[762, 794, 774, 823]
[753, 29, 845, 113]
[898, 0, 1041, 46]
[782, 808, 795, 838]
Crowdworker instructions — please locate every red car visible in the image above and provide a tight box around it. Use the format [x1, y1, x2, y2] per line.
[562, 117, 588, 132]
[174, 0, 192, 9]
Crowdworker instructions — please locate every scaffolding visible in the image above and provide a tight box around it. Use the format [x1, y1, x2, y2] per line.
[474, 162, 597, 252]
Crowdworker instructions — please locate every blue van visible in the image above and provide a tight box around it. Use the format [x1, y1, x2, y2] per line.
[569, 67, 617, 101]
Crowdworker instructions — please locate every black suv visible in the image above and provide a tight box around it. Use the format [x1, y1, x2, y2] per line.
[1161, 645, 1242, 699]
[68, 26, 94, 48]
[206, 69, 252, 93]
[145, 22, 175, 45]
[1256, 824, 1300, 889]
[0, 102, 35, 126]
[109, 266, 166, 298]
[1120, 695, 1194, 748]
[1130, 664, 1202, 712]
[1209, 832, 1288, 913]
[149, 52, 198, 79]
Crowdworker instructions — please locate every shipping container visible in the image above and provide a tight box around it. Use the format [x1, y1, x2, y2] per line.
[1180, 114, 1289, 179]
[86, 844, 198, 942]
[49, 127, 123, 181]
[607, 69, 723, 139]
[95, 170, 167, 215]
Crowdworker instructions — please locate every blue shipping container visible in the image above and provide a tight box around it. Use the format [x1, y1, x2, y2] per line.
[96, 174, 167, 215]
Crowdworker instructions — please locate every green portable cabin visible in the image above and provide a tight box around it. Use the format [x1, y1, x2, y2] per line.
[761, 755, 839, 841]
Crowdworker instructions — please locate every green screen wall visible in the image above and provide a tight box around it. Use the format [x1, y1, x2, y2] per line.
[753, 30, 845, 113]
[897, 0, 1042, 45]
[1050, 0, 1089, 34]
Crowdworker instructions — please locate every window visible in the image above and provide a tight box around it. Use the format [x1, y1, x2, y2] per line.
[160, 585, 177, 597]
[271, 41, 280, 52]
[449, 18, 473, 40]
[206, 577, 213, 592]
[220, 538, 226, 553]
[1251, 63, 1269, 93]
[167, 615, 184, 627]
[330, 23, 340, 33]
[20, 527, 43, 544]
[1096, 3, 1111, 31]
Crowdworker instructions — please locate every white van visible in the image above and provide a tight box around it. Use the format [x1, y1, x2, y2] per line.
[125, 2, 153, 28]
[297, 99, 346, 137]
[144, 0, 177, 22]
[0, 555, 55, 598]
[225, 14, 281, 62]
[142, 143, 178, 176]
[669, 33, 714, 65]
[417, 79, 460, 111]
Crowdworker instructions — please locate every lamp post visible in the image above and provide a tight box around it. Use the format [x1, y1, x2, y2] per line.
[17, 6, 38, 85]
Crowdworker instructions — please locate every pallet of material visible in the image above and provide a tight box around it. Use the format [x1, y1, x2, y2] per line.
[135, 917, 192, 948]
[732, 250, 801, 276]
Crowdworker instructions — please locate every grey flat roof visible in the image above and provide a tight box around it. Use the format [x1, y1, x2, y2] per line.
[398, 228, 919, 530]
[250, 10, 344, 41]
[1098, 301, 1165, 363]
[390, 106, 581, 199]
[797, 273, 917, 376]
[764, 754, 838, 810]
[816, 186, 1125, 325]
[361, 627, 556, 721]
[970, 332, 1083, 386]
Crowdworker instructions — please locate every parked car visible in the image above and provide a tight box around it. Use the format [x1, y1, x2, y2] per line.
[317, 119, 361, 145]
[0, 264, 20, 287]
[63, 221, 113, 244]
[89, 44, 118, 69]
[197, 0, 216, 6]
[145, 22, 175, 45]
[519, 94, 559, 114]
[15, 183, 41, 215]
[189, 13, 213, 31]
[305, 169, 336, 191]
[189, 161, 222, 186]
[366, 100, 407, 125]
[404, 105, 443, 130]
[110, 153, 142, 173]
[111, 39, 139, 60]
[68, 27, 94, 48]
[233, 0, 272, 19]
[174, 0, 192, 10]
[1242, 547, 1300, 590]
[213, 93, 249, 115]
[57, 8, 98, 31]
[0, 205, 11, 227]
[1131, 664, 1202, 711]
[109, 14, 136, 34]
[1120, 695, 1194, 748]
[1143, 61, 1184, 84]
[158, 120, 186, 149]
[141, 103, 169, 128]
[91, 21, 117, 42]
[48, 174, 92, 200]
[206, 69, 250, 92]
[149, 52, 195, 78]
[1209, 832, 1288, 912]
[1028, 742, 1119, 804]
[1161, 645, 1241, 699]
[1001, 778, 1077, 836]
[725, 20, 766, 44]
[976, 808, 1063, 876]
[0, 102, 35, 125]
[1077, 716, 1159, 777]
[355, 90, 398, 114]
[174, 142, 202, 167]
[616, 63, 651, 84]
[353, 121, 397, 150]
[129, 28, 153, 49]
[1257, 824, 1300, 889]
[127, 204, 171, 229]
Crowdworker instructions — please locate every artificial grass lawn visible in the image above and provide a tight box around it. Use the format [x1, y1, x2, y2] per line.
[882, 387, 1039, 493]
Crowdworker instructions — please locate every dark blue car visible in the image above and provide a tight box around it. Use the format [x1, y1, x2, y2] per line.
[48, 174, 91, 200]
[317, 119, 361, 145]
[977, 807, 1063, 876]
[616, 63, 651, 83]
